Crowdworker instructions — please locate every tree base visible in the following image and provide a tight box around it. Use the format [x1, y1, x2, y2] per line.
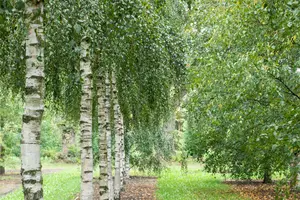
[0, 166, 5, 175]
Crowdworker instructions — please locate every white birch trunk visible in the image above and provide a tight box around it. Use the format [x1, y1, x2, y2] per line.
[120, 134, 125, 187]
[79, 39, 93, 200]
[104, 72, 114, 200]
[97, 71, 109, 200]
[125, 150, 130, 180]
[21, 1, 44, 199]
[112, 71, 124, 199]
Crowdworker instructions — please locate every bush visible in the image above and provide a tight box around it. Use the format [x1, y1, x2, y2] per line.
[42, 149, 59, 160]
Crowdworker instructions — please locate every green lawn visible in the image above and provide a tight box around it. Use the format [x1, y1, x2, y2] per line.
[156, 163, 248, 200]
[1, 167, 80, 200]
[2, 162, 248, 200]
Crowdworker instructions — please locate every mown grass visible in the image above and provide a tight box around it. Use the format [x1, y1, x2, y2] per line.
[156, 163, 248, 200]
[1, 167, 80, 200]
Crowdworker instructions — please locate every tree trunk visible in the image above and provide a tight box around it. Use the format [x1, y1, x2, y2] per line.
[104, 71, 114, 200]
[125, 151, 130, 179]
[112, 71, 124, 199]
[0, 144, 5, 175]
[21, 1, 44, 199]
[120, 134, 125, 188]
[62, 126, 75, 158]
[79, 39, 93, 200]
[97, 71, 109, 200]
[291, 153, 300, 190]
[263, 170, 272, 184]
[0, 166, 4, 175]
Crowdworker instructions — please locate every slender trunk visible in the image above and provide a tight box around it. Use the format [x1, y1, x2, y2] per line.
[125, 151, 130, 179]
[120, 134, 125, 188]
[21, 1, 44, 199]
[291, 153, 300, 189]
[112, 71, 124, 199]
[263, 170, 272, 184]
[62, 126, 75, 158]
[104, 71, 114, 200]
[79, 39, 93, 200]
[297, 155, 300, 189]
[97, 71, 109, 199]
[0, 144, 4, 175]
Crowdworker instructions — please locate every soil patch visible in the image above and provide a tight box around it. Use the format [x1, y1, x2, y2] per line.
[89, 176, 157, 200]
[121, 176, 157, 200]
[226, 180, 300, 200]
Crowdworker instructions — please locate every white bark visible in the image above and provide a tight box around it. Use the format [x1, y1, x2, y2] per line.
[120, 134, 125, 187]
[79, 39, 93, 200]
[125, 151, 130, 179]
[97, 71, 109, 200]
[21, 1, 44, 199]
[112, 71, 124, 199]
[104, 72, 114, 200]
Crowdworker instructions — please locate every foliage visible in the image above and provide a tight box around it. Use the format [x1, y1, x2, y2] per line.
[0, 86, 70, 163]
[1, 0, 187, 173]
[185, 0, 300, 180]
[130, 128, 174, 172]
[0, 87, 23, 159]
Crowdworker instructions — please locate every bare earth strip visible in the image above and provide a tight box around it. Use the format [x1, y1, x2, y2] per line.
[84, 176, 157, 200]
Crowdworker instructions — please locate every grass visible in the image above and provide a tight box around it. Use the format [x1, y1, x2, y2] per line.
[1, 167, 80, 200]
[1, 161, 250, 200]
[156, 162, 248, 200]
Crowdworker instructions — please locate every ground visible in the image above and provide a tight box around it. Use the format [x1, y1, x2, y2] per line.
[74, 176, 157, 200]
[227, 180, 300, 200]
[1, 162, 300, 200]
[0, 169, 62, 198]
[120, 176, 157, 200]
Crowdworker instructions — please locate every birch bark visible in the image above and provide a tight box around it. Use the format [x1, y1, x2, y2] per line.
[125, 151, 130, 179]
[97, 71, 109, 199]
[21, 1, 44, 199]
[112, 71, 125, 199]
[104, 72, 114, 200]
[79, 39, 93, 200]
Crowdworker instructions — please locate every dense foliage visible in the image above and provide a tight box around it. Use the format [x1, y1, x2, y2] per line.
[0, 0, 187, 172]
[185, 0, 300, 181]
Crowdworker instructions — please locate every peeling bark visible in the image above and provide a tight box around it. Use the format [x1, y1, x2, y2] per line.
[97, 71, 109, 200]
[21, 1, 44, 199]
[112, 71, 124, 199]
[79, 39, 93, 200]
[104, 71, 114, 200]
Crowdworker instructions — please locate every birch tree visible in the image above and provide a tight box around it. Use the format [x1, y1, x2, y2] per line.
[21, 1, 45, 199]
[97, 70, 109, 199]
[104, 71, 114, 200]
[79, 38, 93, 200]
[112, 70, 125, 199]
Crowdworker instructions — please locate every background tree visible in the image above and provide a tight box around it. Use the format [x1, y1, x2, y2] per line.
[185, 0, 300, 183]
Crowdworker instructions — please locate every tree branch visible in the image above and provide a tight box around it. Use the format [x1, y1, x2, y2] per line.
[269, 73, 300, 101]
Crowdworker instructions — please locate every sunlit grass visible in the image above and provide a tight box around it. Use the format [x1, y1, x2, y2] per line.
[156, 162, 248, 200]
[1, 167, 80, 200]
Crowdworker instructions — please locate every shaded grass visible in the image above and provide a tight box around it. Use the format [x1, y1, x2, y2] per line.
[156, 163, 248, 200]
[1, 167, 80, 200]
